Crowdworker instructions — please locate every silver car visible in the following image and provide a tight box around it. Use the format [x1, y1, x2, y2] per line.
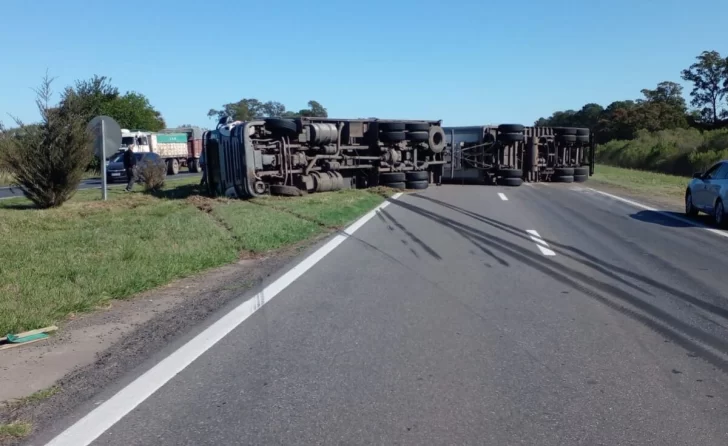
[685, 160, 728, 227]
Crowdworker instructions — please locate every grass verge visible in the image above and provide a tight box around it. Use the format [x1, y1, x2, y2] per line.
[591, 164, 688, 203]
[0, 422, 31, 440]
[0, 178, 387, 334]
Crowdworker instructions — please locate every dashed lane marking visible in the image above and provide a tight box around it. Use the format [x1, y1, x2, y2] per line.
[498, 193, 508, 201]
[526, 229, 556, 256]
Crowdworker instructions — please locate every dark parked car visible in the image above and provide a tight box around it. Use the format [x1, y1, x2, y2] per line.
[685, 159, 728, 227]
[106, 151, 163, 183]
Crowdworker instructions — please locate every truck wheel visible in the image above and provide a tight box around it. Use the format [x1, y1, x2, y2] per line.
[265, 118, 297, 135]
[497, 168, 522, 178]
[498, 124, 525, 133]
[167, 159, 180, 175]
[553, 175, 574, 183]
[498, 177, 523, 187]
[384, 182, 406, 190]
[406, 180, 428, 190]
[498, 133, 524, 143]
[380, 131, 406, 143]
[380, 172, 406, 183]
[428, 126, 446, 153]
[574, 174, 588, 183]
[406, 131, 429, 142]
[575, 135, 590, 143]
[189, 159, 200, 173]
[554, 167, 575, 176]
[405, 123, 429, 132]
[554, 127, 578, 135]
[380, 122, 406, 131]
[405, 171, 429, 181]
[574, 166, 589, 176]
[575, 128, 590, 136]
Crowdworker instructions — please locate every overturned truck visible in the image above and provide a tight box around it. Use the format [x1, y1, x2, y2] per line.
[443, 124, 595, 186]
[202, 117, 447, 198]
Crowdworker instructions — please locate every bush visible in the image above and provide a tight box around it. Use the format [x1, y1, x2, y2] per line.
[135, 158, 167, 192]
[0, 75, 93, 208]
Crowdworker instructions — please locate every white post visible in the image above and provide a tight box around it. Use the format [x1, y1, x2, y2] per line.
[101, 120, 108, 201]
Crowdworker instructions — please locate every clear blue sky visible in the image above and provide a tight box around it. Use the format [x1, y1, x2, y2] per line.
[2, 0, 727, 128]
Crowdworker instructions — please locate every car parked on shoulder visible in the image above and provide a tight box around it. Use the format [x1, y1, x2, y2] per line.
[106, 151, 163, 183]
[685, 160, 728, 227]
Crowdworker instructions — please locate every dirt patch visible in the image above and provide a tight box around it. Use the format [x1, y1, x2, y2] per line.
[0, 233, 328, 445]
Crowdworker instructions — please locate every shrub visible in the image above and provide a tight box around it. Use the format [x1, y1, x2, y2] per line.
[136, 157, 167, 192]
[0, 75, 93, 208]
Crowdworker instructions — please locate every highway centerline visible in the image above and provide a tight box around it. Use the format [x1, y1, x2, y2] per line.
[498, 192, 508, 201]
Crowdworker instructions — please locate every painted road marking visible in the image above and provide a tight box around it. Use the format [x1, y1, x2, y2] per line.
[45, 192, 403, 446]
[498, 193, 508, 201]
[584, 188, 728, 241]
[526, 229, 556, 256]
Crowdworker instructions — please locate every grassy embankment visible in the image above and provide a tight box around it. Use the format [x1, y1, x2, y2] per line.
[0, 177, 389, 334]
[591, 163, 689, 203]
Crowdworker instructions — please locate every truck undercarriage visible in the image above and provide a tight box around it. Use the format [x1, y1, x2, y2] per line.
[203, 117, 447, 198]
[443, 124, 595, 186]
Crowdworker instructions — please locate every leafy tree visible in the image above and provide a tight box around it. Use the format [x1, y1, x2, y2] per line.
[681, 50, 728, 124]
[208, 99, 328, 121]
[59, 75, 166, 131]
[0, 74, 93, 208]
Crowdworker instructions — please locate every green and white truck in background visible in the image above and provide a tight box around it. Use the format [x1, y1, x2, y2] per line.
[121, 127, 204, 175]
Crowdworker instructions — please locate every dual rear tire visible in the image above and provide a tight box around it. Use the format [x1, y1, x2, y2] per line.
[380, 171, 429, 190]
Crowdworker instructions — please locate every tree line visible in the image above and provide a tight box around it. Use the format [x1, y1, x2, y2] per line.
[207, 99, 328, 122]
[536, 50, 728, 176]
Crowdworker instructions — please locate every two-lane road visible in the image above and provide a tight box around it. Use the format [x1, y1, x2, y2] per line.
[0, 171, 200, 199]
[38, 183, 728, 445]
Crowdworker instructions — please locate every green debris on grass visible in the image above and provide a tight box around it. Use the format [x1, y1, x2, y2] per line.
[0, 422, 31, 440]
[591, 164, 688, 202]
[0, 177, 385, 334]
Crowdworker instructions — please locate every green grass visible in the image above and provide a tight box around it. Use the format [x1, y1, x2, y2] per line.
[0, 422, 31, 440]
[0, 179, 385, 334]
[591, 164, 689, 201]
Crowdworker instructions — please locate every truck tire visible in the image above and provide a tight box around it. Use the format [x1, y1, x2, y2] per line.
[428, 126, 447, 153]
[576, 128, 590, 136]
[554, 127, 578, 135]
[380, 131, 406, 143]
[380, 172, 406, 183]
[553, 175, 574, 183]
[380, 122, 406, 131]
[574, 166, 589, 176]
[556, 134, 577, 143]
[167, 159, 180, 175]
[498, 133, 524, 143]
[405, 170, 429, 181]
[497, 168, 522, 178]
[499, 177, 523, 187]
[406, 180, 429, 190]
[189, 159, 200, 173]
[265, 118, 297, 135]
[384, 182, 406, 189]
[574, 174, 588, 183]
[576, 135, 590, 143]
[498, 124, 525, 133]
[406, 131, 429, 142]
[554, 167, 574, 176]
[405, 123, 430, 132]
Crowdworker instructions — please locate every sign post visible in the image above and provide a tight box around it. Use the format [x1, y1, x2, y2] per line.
[87, 116, 122, 201]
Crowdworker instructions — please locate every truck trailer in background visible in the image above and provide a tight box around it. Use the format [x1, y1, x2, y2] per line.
[121, 127, 205, 175]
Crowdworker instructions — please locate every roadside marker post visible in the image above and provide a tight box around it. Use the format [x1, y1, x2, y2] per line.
[87, 116, 122, 201]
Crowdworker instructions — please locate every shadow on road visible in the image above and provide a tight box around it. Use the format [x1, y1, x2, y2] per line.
[630, 210, 720, 229]
[380, 193, 728, 374]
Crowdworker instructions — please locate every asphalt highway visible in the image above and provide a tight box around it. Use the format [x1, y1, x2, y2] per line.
[0, 171, 200, 199]
[38, 182, 728, 445]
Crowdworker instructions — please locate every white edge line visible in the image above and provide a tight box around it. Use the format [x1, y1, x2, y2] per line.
[498, 193, 508, 201]
[45, 193, 402, 446]
[584, 187, 728, 240]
